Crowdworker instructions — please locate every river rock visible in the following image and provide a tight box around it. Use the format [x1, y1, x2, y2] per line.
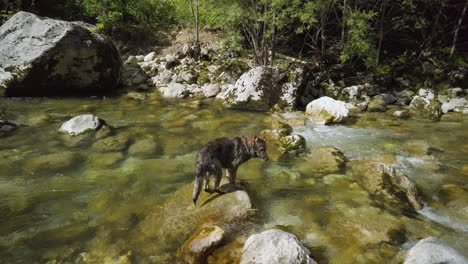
[0, 120, 17, 135]
[216, 66, 283, 111]
[441, 98, 467, 113]
[341, 85, 363, 100]
[59, 114, 106, 136]
[87, 152, 124, 169]
[418, 88, 436, 100]
[144, 51, 157, 62]
[159, 83, 189, 98]
[180, 226, 225, 264]
[349, 162, 422, 211]
[155, 69, 174, 84]
[367, 97, 387, 112]
[240, 229, 317, 264]
[294, 147, 348, 176]
[393, 110, 410, 118]
[409, 96, 442, 120]
[279, 134, 306, 155]
[200, 83, 221, 98]
[0, 12, 120, 96]
[305, 96, 349, 124]
[135, 183, 253, 253]
[24, 151, 80, 173]
[91, 133, 129, 152]
[404, 237, 468, 264]
[375, 93, 396, 105]
[180, 70, 198, 84]
[128, 138, 158, 157]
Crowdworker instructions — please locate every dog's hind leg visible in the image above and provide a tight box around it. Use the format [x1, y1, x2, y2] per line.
[227, 168, 237, 184]
[213, 168, 226, 194]
[203, 174, 213, 193]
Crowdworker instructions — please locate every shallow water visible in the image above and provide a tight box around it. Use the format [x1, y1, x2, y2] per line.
[0, 96, 467, 263]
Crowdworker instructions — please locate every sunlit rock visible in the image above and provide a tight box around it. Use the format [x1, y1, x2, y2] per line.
[294, 147, 348, 176]
[305, 97, 349, 125]
[59, 114, 106, 136]
[180, 226, 225, 264]
[404, 237, 468, 264]
[240, 229, 317, 264]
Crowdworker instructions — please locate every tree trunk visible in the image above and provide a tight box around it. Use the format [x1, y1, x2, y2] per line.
[449, 0, 468, 57]
[320, 15, 326, 58]
[195, 0, 199, 44]
[341, 0, 346, 47]
[376, 0, 387, 66]
[428, 1, 445, 50]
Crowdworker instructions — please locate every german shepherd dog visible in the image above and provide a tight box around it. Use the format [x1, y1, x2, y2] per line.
[192, 135, 269, 205]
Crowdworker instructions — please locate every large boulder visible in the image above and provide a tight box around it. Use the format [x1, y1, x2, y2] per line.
[240, 229, 317, 264]
[305, 96, 349, 124]
[134, 183, 253, 253]
[216, 66, 283, 111]
[59, 114, 106, 136]
[404, 237, 468, 264]
[441, 98, 467, 113]
[409, 96, 442, 120]
[349, 162, 422, 211]
[0, 12, 120, 96]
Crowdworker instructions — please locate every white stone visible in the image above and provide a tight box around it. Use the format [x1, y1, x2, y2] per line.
[59, 114, 104, 135]
[159, 83, 188, 98]
[418, 88, 435, 100]
[404, 237, 468, 264]
[305, 96, 349, 124]
[201, 83, 221, 98]
[240, 229, 317, 264]
[144, 51, 156, 62]
[442, 98, 467, 113]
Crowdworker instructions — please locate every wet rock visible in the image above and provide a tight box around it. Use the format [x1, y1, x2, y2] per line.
[59, 115, 106, 136]
[159, 83, 189, 98]
[180, 226, 225, 264]
[0, 120, 16, 135]
[216, 66, 283, 111]
[409, 96, 442, 120]
[279, 134, 306, 155]
[294, 147, 347, 176]
[128, 138, 158, 157]
[349, 162, 422, 211]
[135, 184, 253, 253]
[395, 90, 413, 105]
[92, 133, 129, 152]
[367, 97, 387, 112]
[404, 237, 468, 264]
[24, 151, 80, 173]
[240, 229, 317, 264]
[87, 152, 124, 169]
[375, 93, 396, 105]
[305, 96, 349, 125]
[441, 98, 467, 113]
[0, 12, 120, 96]
[208, 238, 245, 264]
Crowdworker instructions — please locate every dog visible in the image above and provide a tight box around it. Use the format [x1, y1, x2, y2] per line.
[192, 135, 269, 205]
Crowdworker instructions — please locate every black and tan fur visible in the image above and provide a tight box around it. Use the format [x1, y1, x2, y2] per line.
[192, 135, 268, 205]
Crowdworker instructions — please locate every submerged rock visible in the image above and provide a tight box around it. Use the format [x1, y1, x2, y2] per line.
[216, 66, 283, 111]
[349, 162, 423, 211]
[0, 120, 17, 135]
[91, 133, 129, 152]
[0, 12, 120, 96]
[128, 138, 158, 157]
[305, 96, 349, 125]
[404, 237, 468, 264]
[59, 114, 106, 136]
[240, 229, 317, 264]
[135, 183, 253, 253]
[294, 147, 348, 176]
[24, 151, 80, 173]
[180, 226, 225, 264]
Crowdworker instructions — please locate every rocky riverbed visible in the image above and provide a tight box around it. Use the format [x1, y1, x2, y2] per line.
[0, 94, 467, 263]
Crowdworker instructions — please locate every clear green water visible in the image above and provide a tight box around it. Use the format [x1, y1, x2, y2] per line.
[0, 96, 467, 263]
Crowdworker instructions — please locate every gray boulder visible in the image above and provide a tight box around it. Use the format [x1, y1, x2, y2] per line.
[375, 93, 396, 105]
[159, 83, 189, 98]
[409, 96, 442, 120]
[240, 229, 317, 264]
[59, 114, 105, 136]
[394, 90, 413, 105]
[216, 66, 283, 111]
[404, 237, 468, 264]
[0, 12, 120, 96]
[201, 83, 221, 98]
[442, 98, 467, 113]
[305, 96, 349, 124]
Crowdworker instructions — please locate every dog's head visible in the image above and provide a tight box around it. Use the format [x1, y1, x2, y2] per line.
[253, 135, 269, 161]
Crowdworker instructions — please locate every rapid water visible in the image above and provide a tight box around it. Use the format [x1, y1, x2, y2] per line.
[0, 96, 467, 263]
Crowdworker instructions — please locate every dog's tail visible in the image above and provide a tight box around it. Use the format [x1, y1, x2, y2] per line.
[192, 166, 203, 206]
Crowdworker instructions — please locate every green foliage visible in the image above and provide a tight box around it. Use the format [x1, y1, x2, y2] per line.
[340, 10, 377, 68]
[220, 31, 245, 57]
